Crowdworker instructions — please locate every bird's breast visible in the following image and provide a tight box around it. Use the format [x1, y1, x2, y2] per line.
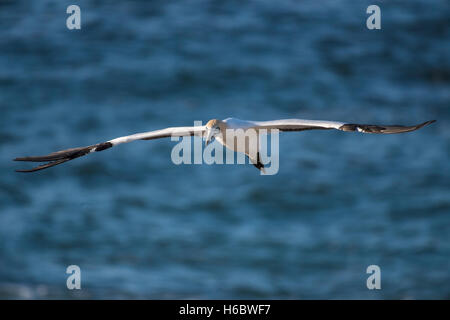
[217, 129, 259, 154]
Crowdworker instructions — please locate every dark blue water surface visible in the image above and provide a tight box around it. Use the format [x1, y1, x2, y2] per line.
[0, 0, 449, 299]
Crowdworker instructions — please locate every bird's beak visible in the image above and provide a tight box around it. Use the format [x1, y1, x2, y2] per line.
[205, 128, 213, 147]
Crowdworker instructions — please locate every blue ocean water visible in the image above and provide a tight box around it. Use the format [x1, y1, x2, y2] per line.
[0, 0, 449, 299]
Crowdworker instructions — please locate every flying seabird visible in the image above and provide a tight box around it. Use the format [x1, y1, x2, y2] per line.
[14, 117, 435, 173]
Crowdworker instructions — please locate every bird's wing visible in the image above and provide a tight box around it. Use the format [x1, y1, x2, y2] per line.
[245, 118, 436, 133]
[14, 125, 206, 172]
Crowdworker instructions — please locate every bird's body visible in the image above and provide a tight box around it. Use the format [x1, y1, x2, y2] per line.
[14, 117, 435, 173]
[208, 119, 262, 169]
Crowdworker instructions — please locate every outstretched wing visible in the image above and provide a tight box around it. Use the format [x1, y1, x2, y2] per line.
[244, 118, 436, 134]
[14, 126, 206, 172]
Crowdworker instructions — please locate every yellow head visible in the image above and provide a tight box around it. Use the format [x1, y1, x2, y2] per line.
[205, 119, 220, 129]
[205, 119, 224, 146]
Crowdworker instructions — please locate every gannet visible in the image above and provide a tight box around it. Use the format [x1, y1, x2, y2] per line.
[14, 117, 435, 173]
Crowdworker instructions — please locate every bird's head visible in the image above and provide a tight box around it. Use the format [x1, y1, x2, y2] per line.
[205, 119, 224, 146]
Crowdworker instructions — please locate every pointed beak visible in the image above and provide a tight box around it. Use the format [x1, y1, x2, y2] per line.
[205, 128, 213, 146]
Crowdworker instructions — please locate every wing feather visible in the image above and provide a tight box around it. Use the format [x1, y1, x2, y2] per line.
[338, 120, 435, 134]
[244, 118, 435, 134]
[14, 126, 205, 172]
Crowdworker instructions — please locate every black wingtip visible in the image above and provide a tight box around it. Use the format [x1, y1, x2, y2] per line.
[13, 142, 115, 173]
[418, 120, 436, 129]
[14, 158, 72, 173]
[13, 145, 98, 172]
[15, 169, 34, 173]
